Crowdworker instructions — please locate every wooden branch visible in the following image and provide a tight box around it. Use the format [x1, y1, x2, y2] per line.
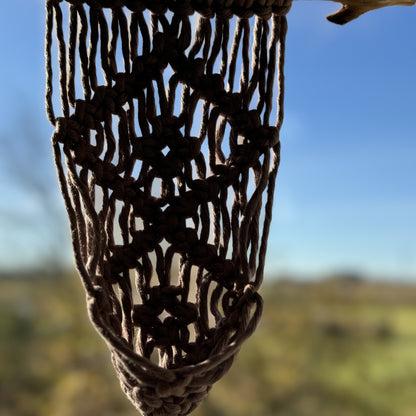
[299, 0, 416, 24]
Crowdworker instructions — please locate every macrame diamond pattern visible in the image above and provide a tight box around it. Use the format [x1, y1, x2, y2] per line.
[45, 1, 291, 415]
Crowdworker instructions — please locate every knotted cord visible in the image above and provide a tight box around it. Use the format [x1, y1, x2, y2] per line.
[45, 1, 291, 414]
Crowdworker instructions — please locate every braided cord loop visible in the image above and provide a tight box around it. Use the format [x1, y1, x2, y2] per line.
[46, 0, 291, 414]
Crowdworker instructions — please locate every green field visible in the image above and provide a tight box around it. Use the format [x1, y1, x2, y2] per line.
[1, 274, 416, 416]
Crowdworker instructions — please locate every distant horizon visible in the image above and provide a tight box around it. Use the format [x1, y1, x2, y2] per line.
[1, 264, 415, 286]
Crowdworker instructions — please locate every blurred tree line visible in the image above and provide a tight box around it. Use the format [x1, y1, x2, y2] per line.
[0, 106, 72, 275]
[1, 275, 416, 416]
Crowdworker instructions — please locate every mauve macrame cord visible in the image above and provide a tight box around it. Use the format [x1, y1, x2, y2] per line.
[45, 1, 291, 415]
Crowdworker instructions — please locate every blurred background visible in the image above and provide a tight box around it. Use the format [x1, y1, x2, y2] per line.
[1, 1, 416, 415]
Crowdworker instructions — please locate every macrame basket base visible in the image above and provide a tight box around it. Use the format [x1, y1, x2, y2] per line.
[46, 1, 291, 414]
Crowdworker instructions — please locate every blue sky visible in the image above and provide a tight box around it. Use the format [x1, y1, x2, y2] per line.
[0, 1, 415, 281]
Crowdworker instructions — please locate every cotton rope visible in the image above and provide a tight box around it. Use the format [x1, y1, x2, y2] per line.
[45, 1, 291, 414]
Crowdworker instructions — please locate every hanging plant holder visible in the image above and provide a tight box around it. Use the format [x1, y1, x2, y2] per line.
[45, 0, 290, 415]
[44, 0, 416, 415]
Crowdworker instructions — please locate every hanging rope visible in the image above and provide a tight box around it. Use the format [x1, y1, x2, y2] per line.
[45, 1, 291, 414]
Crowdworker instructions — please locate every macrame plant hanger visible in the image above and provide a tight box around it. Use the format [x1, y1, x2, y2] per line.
[45, 0, 289, 415]
[44, 0, 416, 415]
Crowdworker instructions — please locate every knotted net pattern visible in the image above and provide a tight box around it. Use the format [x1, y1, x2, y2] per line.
[45, 1, 291, 414]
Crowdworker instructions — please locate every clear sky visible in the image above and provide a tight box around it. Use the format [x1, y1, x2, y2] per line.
[0, 1, 415, 281]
